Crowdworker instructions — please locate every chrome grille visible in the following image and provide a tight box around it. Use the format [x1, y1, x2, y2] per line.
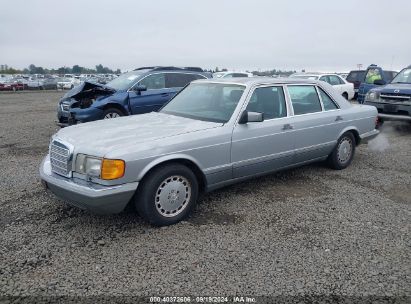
[50, 140, 71, 177]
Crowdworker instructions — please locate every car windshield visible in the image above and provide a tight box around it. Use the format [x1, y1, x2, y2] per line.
[391, 68, 411, 84]
[161, 82, 245, 123]
[213, 72, 226, 78]
[105, 70, 147, 91]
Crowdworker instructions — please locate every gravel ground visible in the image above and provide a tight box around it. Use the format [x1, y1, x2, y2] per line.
[0, 91, 410, 302]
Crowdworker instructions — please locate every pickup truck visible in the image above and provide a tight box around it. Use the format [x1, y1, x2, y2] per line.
[364, 65, 411, 122]
[356, 64, 397, 103]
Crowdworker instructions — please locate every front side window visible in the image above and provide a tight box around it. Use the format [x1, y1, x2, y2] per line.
[288, 85, 322, 115]
[365, 68, 382, 84]
[319, 75, 330, 84]
[161, 83, 245, 123]
[246, 86, 287, 119]
[318, 88, 338, 111]
[165, 73, 205, 88]
[232, 73, 249, 77]
[138, 73, 166, 90]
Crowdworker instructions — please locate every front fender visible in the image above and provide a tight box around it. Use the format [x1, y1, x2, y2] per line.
[136, 153, 204, 182]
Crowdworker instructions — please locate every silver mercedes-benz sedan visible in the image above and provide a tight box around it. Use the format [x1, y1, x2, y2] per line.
[40, 78, 379, 226]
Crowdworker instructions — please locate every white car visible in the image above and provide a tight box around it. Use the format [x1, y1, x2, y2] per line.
[57, 77, 78, 90]
[213, 71, 254, 78]
[290, 73, 354, 100]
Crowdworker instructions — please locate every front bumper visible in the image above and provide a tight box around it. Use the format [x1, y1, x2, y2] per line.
[364, 101, 411, 122]
[39, 156, 138, 214]
[360, 129, 379, 143]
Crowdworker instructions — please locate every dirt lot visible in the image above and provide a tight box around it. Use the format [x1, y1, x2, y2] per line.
[0, 91, 410, 301]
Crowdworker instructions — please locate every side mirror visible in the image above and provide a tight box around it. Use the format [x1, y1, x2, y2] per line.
[133, 84, 147, 94]
[239, 110, 264, 124]
[373, 79, 386, 85]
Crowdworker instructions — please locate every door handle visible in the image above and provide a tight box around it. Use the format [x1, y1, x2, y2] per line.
[282, 123, 293, 130]
[335, 115, 344, 121]
[161, 93, 169, 97]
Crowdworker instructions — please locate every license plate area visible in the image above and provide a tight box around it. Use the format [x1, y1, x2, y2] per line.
[384, 104, 398, 113]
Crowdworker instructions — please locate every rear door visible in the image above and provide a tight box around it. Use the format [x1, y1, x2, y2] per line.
[231, 85, 295, 178]
[286, 84, 336, 163]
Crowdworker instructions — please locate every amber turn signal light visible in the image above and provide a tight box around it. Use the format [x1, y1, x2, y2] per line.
[101, 159, 125, 180]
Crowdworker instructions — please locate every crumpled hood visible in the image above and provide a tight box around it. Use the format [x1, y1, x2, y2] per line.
[60, 81, 116, 101]
[370, 83, 411, 95]
[54, 112, 222, 156]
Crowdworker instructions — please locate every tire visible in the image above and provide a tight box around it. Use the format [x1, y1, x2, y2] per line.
[328, 132, 356, 170]
[134, 164, 199, 226]
[102, 108, 124, 119]
[342, 92, 348, 100]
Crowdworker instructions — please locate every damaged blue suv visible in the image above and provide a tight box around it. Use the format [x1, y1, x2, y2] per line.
[57, 67, 211, 126]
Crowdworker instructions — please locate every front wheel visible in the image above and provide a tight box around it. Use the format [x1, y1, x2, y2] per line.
[328, 132, 355, 170]
[102, 108, 124, 119]
[135, 164, 199, 226]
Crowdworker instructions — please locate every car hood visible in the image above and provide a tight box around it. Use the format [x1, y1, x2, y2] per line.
[54, 112, 223, 156]
[60, 81, 116, 100]
[370, 83, 411, 95]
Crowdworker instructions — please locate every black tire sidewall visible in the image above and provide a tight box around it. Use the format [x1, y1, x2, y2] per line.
[329, 132, 355, 170]
[135, 164, 199, 226]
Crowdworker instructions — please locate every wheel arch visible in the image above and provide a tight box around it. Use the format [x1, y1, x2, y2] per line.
[101, 103, 128, 115]
[137, 155, 207, 193]
[338, 127, 360, 145]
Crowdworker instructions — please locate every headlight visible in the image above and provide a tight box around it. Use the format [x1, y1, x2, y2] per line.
[75, 154, 125, 180]
[75, 154, 102, 176]
[365, 91, 379, 102]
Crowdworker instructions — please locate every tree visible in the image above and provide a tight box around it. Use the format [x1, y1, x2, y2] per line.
[72, 65, 82, 74]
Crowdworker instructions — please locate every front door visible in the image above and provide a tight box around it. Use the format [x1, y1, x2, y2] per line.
[129, 73, 173, 114]
[231, 85, 295, 178]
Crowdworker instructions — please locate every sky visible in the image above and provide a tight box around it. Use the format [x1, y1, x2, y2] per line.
[0, 0, 410, 73]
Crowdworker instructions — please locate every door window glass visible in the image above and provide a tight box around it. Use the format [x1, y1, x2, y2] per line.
[288, 85, 322, 115]
[246, 86, 287, 119]
[329, 75, 343, 85]
[165, 73, 205, 88]
[138, 73, 165, 89]
[318, 88, 338, 110]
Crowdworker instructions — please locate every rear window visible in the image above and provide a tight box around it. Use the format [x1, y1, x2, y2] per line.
[346, 71, 366, 82]
[288, 85, 322, 115]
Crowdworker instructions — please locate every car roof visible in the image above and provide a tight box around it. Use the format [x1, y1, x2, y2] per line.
[194, 77, 319, 86]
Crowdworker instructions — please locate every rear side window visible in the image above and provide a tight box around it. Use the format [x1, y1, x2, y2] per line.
[346, 71, 366, 82]
[166, 73, 205, 88]
[138, 73, 165, 89]
[329, 75, 343, 85]
[246, 86, 287, 119]
[288, 85, 322, 115]
[318, 88, 338, 111]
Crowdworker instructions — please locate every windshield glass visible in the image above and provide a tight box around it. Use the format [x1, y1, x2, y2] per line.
[391, 68, 411, 84]
[161, 83, 245, 123]
[106, 70, 146, 90]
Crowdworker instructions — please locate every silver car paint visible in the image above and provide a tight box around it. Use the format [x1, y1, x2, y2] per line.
[40, 78, 378, 213]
